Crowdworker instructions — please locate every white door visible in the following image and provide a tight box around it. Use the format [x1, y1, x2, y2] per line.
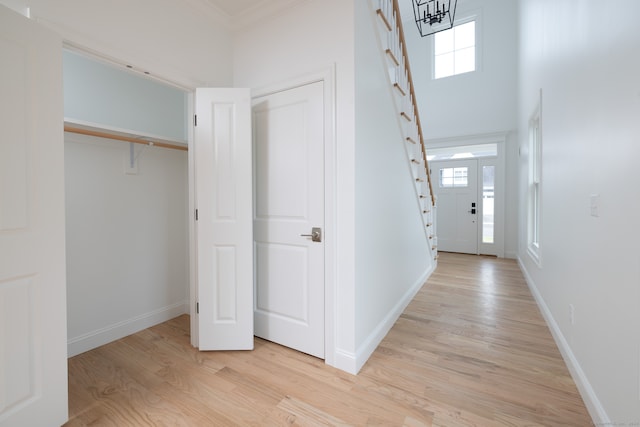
[432, 159, 478, 254]
[252, 81, 325, 359]
[0, 6, 68, 427]
[195, 88, 254, 350]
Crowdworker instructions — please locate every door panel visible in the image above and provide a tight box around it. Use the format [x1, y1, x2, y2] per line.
[253, 82, 325, 359]
[0, 5, 67, 426]
[195, 88, 253, 350]
[432, 159, 478, 254]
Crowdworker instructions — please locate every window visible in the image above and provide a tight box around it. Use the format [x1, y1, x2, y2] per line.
[528, 107, 542, 263]
[427, 143, 497, 162]
[439, 167, 468, 188]
[434, 20, 476, 79]
[482, 165, 495, 244]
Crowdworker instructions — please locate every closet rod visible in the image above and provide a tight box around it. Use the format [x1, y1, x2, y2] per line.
[64, 125, 188, 151]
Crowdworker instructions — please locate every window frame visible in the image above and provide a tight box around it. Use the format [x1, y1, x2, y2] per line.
[439, 166, 469, 188]
[527, 96, 543, 266]
[432, 13, 480, 80]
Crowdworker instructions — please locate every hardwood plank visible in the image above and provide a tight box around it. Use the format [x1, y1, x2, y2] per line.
[65, 252, 592, 426]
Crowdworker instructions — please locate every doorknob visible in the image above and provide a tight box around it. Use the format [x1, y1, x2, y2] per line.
[300, 227, 322, 242]
[468, 209, 476, 214]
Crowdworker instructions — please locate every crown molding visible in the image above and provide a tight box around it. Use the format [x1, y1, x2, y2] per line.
[230, 0, 308, 32]
[181, 0, 232, 28]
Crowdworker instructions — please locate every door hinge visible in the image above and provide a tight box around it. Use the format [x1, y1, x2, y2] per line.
[194, 115, 197, 127]
[196, 302, 199, 314]
[195, 209, 198, 221]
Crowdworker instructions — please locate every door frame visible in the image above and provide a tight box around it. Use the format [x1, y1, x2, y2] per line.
[189, 67, 337, 366]
[431, 158, 481, 255]
[249, 67, 336, 365]
[428, 132, 506, 257]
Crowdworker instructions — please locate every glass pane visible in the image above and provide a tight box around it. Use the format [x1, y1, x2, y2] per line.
[453, 167, 468, 187]
[434, 28, 454, 55]
[482, 166, 495, 244]
[533, 183, 540, 245]
[435, 52, 454, 79]
[455, 21, 475, 49]
[440, 167, 454, 187]
[427, 143, 497, 161]
[454, 47, 476, 75]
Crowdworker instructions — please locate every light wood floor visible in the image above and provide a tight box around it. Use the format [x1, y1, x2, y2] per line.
[65, 252, 592, 426]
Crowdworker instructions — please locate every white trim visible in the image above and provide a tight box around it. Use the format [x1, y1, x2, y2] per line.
[527, 92, 543, 267]
[427, 131, 508, 149]
[353, 264, 435, 374]
[517, 257, 607, 425]
[478, 156, 503, 257]
[67, 301, 188, 357]
[333, 349, 357, 375]
[231, 0, 307, 32]
[62, 42, 195, 92]
[188, 91, 198, 349]
[427, 131, 507, 257]
[251, 66, 338, 369]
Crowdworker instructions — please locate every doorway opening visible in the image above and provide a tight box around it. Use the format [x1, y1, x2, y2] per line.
[428, 134, 506, 257]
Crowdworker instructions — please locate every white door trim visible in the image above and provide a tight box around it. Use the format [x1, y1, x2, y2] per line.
[427, 132, 506, 257]
[251, 66, 336, 367]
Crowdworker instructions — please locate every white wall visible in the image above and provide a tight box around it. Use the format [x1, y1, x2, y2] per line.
[408, 0, 518, 139]
[233, 0, 358, 372]
[354, 0, 434, 365]
[64, 50, 188, 142]
[404, 0, 519, 257]
[1, 0, 230, 356]
[518, 0, 640, 424]
[65, 134, 189, 356]
[24, 0, 234, 88]
[234, 0, 433, 373]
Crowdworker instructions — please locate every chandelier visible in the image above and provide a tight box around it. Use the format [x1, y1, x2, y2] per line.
[412, 0, 457, 37]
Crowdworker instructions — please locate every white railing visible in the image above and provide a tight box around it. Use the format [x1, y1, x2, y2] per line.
[374, 0, 438, 260]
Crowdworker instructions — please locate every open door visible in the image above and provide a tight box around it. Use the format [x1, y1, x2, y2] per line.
[0, 5, 68, 426]
[195, 88, 253, 350]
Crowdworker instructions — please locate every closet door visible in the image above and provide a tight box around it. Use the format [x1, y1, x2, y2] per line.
[0, 6, 68, 427]
[195, 88, 254, 350]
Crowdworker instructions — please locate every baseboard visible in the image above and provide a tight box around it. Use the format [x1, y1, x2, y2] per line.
[353, 263, 435, 374]
[517, 257, 609, 425]
[67, 300, 189, 357]
[333, 349, 358, 375]
[504, 250, 518, 259]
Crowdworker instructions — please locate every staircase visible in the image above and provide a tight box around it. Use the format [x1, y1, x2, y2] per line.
[374, 0, 438, 261]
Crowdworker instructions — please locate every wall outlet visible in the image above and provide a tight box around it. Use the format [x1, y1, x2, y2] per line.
[569, 304, 575, 325]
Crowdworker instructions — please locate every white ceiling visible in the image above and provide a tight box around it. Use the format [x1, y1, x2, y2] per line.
[205, 0, 272, 17]
[204, 0, 448, 30]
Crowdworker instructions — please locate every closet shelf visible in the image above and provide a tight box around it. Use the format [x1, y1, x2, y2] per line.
[64, 121, 188, 151]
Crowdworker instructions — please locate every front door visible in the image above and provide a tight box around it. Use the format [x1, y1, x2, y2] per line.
[432, 159, 479, 254]
[252, 81, 325, 359]
[0, 5, 68, 426]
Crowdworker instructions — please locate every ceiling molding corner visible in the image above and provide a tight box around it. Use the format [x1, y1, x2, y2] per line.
[181, 0, 233, 28]
[230, 0, 308, 32]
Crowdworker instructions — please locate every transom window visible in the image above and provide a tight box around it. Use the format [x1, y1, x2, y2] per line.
[439, 167, 468, 188]
[434, 20, 476, 79]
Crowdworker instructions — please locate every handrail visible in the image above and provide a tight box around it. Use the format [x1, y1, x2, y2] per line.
[388, 0, 436, 207]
